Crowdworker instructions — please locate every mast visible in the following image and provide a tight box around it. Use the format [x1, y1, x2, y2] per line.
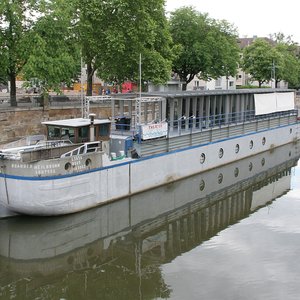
[136, 54, 142, 128]
[80, 56, 84, 118]
[139, 53, 142, 101]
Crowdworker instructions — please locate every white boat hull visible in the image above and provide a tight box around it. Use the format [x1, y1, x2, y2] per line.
[0, 123, 298, 216]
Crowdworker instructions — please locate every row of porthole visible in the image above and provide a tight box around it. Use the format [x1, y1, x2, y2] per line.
[199, 157, 266, 191]
[200, 137, 267, 164]
[65, 159, 92, 171]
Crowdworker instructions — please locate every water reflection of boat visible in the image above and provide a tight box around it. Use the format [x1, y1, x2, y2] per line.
[0, 142, 299, 299]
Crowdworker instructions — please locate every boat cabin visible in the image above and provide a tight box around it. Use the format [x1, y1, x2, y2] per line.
[42, 117, 111, 144]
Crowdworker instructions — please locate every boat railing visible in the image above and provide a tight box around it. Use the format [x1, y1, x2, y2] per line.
[170, 109, 297, 130]
[110, 108, 298, 142]
[0, 139, 71, 159]
[36, 139, 73, 149]
[0, 135, 47, 150]
[60, 141, 102, 158]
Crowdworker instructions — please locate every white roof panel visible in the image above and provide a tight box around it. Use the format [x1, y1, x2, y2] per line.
[42, 118, 111, 127]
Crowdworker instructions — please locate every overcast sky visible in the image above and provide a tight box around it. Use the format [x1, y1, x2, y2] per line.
[165, 0, 300, 43]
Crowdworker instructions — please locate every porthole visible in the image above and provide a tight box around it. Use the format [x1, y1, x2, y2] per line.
[65, 162, 72, 171]
[249, 162, 253, 171]
[218, 173, 223, 184]
[235, 144, 240, 153]
[290, 128, 292, 134]
[249, 140, 253, 149]
[199, 179, 205, 191]
[261, 158, 265, 166]
[85, 158, 92, 166]
[200, 153, 206, 164]
[234, 167, 239, 177]
[219, 148, 224, 158]
[262, 137, 266, 145]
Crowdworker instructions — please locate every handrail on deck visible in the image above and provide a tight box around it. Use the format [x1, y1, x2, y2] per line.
[111, 109, 298, 143]
[60, 141, 102, 158]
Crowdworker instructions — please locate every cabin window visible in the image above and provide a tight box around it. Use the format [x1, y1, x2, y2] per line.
[61, 127, 75, 142]
[99, 123, 110, 136]
[48, 126, 61, 139]
[79, 126, 89, 142]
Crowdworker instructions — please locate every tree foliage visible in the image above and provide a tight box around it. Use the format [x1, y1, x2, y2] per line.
[169, 6, 240, 90]
[22, 0, 80, 94]
[0, 0, 172, 99]
[242, 36, 300, 88]
[274, 43, 300, 88]
[74, 0, 172, 95]
[242, 39, 278, 87]
[0, 0, 38, 106]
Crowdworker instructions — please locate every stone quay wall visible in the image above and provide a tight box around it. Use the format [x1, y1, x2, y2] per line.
[296, 95, 300, 107]
[0, 106, 111, 145]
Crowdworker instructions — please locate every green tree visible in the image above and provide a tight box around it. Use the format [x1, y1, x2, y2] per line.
[0, 0, 38, 106]
[269, 32, 296, 46]
[242, 38, 279, 87]
[169, 6, 240, 90]
[22, 1, 80, 98]
[206, 19, 241, 86]
[273, 43, 300, 88]
[75, 0, 172, 95]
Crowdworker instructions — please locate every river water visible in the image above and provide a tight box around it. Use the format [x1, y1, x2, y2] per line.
[0, 142, 300, 300]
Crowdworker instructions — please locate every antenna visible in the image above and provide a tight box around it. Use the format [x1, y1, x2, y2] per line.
[139, 53, 142, 100]
[136, 54, 142, 128]
[81, 56, 84, 118]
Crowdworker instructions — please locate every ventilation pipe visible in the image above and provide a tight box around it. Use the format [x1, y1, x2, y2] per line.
[89, 113, 96, 142]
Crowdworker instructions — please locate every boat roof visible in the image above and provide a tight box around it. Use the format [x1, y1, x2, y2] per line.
[42, 118, 111, 127]
[146, 88, 294, 98]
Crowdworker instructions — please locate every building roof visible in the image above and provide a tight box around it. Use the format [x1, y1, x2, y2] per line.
[238, 37, 275, 49]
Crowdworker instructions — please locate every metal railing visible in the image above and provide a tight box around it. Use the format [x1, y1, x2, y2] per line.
[61, 141, 102, 158]
[0, 94, 112, 109]
[110, 109, 298, 142]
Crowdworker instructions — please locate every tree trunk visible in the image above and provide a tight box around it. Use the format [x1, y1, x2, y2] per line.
[10, 74, 17, 107]
[86, 62, 93, 96]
